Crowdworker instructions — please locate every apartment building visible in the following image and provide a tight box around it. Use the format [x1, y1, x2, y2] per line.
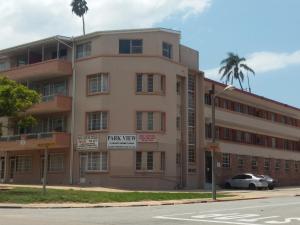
[0, 28, 299, 189]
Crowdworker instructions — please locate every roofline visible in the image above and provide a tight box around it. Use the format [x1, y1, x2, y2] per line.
[0, 35, 72, 55]
[204, 78, 300, 112]
[74, 27, 181, 41]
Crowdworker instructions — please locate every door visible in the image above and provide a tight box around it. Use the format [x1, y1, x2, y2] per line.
[205, 151, 212, 183]
[9, 158, 15, 182]
[0, 157, 5, 182]
[79, 154, 87, 184]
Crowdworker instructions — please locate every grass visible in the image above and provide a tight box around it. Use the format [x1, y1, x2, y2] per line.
[0, 187, 230, 204]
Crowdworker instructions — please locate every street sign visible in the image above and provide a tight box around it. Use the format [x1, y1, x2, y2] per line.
[107, 135, 137, 149]
[207, 142, 220, 152]
[77, 135, 99, 150]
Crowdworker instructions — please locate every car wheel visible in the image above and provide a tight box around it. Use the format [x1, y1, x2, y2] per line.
[268, 185, 274, 190]
[249, 183, 256, 190]
[224, 182, 231, 189]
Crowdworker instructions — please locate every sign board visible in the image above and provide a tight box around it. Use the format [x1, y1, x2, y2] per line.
[107, 135, 137, 149]
[137, 134, 157, 143]
[207, 142, 220, 152]
[77, 135, 99, 150]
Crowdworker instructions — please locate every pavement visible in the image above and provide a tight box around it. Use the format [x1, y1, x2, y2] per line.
[0, 196, 299, 225]
[0, 184, 299, 209]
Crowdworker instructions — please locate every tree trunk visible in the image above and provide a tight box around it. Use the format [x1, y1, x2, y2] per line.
[247, 74, 251, 93]
[82, 15, 85, 35]
[238, 77, 244, 90]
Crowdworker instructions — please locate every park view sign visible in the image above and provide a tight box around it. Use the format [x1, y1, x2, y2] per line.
[107, 135, 137, 149]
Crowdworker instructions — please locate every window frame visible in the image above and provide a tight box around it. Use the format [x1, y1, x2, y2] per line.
[162, 42, 173, 59]
[76, 42, 91, 59]
[119, 39, 143, 54]
[87, 73, 110, 95]
[86, 111, 109, 132]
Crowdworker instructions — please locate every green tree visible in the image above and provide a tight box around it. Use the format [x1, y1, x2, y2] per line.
[0, 77, 40, 134]
[71, 0, 89, 35]
[219, 52, 255, 91]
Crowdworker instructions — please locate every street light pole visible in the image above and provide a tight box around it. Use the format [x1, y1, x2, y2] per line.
[43, 145, 48, 195]
[210, 84, 217, 200]
[210, 83, 234, 201]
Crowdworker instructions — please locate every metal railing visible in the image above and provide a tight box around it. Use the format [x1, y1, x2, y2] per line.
[0, 132, 54, 142]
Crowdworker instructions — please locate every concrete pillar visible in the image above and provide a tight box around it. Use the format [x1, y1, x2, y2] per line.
[3, 151, 9, 183]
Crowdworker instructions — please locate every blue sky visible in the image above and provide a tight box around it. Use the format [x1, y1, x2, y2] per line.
[159, 0, 300, 108]
[0, 0, 299, 107]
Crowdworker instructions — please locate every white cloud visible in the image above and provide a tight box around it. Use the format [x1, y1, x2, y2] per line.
[204, 50, 300, 79]
[0, 0, 211, 49]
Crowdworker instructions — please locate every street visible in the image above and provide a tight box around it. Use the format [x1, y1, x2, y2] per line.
[0, 196, 299, 225]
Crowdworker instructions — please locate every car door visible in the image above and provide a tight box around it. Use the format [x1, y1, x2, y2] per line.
[241, 175, 253, 188]
[231, 175, 243, 188]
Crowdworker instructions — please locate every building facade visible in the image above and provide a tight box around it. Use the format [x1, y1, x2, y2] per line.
[0, 28, 299, 189]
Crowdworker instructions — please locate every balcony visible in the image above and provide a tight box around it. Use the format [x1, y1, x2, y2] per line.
[27, 95, 72, 114]
[0, 59, 72, 81]
[0, 132, 71, 151]
[204, 106, 300, 139]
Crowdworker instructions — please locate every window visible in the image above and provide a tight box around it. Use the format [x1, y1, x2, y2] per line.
[16, 155, 32, 172]
[176, 116, 181, 130]
[162, 42, 172, 58]
[49, 154, 64, 172]
[39, 80, 67, 102]
[147, 74, 154, 92]
[119, 39, 143, 54]
[136, 112, 143, 131]
[136, 73, 165, 94]
[285, 160, 290, 172]
[136, 111, 165, 132]
[176, 81, 181, 95]
[147, 112, 154, 130]
[264, 159, 270, 171]
[237, 156, 244, 169]
[136, 152, 165, 171]
[251, 157, 258, 170]
[275, 159, 281, 171]
[76, 42, 91, 58]
[87, 73, 109, 94]
[271, 138, 276, 148]
[86, 152, 108, 171]
[87, 112, 108, 131]
[222, 153, 230, 168]
[0, 61, 8, 71]
[295, 161, 299, 172]
[205, 94, 211, 105]
[136, 74, 143, 92]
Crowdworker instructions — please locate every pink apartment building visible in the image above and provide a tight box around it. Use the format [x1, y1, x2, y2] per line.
[0, 28, 299, 189]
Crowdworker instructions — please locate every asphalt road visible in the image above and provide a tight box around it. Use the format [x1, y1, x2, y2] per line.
[0, 196, 300, 225]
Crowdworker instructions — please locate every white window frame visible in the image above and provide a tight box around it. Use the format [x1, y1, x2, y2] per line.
[16, 155, 32, 173]
[48, 154, 64, 172]
[88, 73, 109, 94]
[85, 152, 108, 172]
[222, 153, 230, 168]
[76, 42, 91, 59]
[87, 112, 108, 131]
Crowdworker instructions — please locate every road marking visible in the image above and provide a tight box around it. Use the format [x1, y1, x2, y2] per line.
[154, 201, 300, 225]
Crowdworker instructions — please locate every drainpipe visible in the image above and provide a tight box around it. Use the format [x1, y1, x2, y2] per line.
[69, 37, 76, 185]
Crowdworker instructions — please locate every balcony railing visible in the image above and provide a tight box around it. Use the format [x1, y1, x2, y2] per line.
[0, 132, 70, 151]
[0, 59, 72, 81]
[27, 95, 72, 114]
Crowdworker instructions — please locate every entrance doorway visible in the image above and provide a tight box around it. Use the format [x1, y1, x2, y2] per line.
[9, 157, 15, 182]
[205, 151, 212, 183]
[79, 153, 87, 184]
[0, 157, 5, 182]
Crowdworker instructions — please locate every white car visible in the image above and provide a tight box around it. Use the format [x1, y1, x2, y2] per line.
[224, 173, 269, 190]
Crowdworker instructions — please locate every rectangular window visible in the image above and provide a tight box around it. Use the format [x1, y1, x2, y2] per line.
[87, 73, 109, 94]
[285, 160, 290, 172]
[119, 39, 143, 54]
[295, 161, 299, 172]
[275, 159, 281, 171]
[76, 42, 91, 59]
[271, 137, 276, 148]
[222, 153, 230, 168]
[0, 61, 8, 71]
[87, 112, 108, 131]
[49, 154, 64, 172]
[251, 157, 258, 170]
[136, 74, 143, 92]
[16, 155, 32, 172]
[147, 152, 154, 170]
[86, 152, 108, 171]
[160, 152, 166, 171]
[162, 42, 172, 59]
[176, 81, 181, 95]
[136, 112, 143, 131]
[264, 159, 270, 171]
[237, 156, 244, 169]
[147, 74, 154, 93]
[147, 112, 154, 130]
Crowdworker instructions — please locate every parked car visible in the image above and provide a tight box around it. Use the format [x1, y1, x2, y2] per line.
[224, 173, 269, 190]
[257, 175, 276, 190]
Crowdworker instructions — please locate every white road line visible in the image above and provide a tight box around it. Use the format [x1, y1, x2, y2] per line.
[155, 216, 264, 225]
[154, 201, 300, 219]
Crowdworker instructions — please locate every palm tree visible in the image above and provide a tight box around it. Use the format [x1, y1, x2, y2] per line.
[219, 52, 255, 91]
[71, 0, 89, 35]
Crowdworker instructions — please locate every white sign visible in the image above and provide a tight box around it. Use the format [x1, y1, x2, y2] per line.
[107, 135, 137, 149]
[137, 134, 157, 143]
[77, 135, 99, 150]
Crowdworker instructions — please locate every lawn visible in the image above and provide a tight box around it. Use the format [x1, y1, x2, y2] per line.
[0, 187, 230, 204]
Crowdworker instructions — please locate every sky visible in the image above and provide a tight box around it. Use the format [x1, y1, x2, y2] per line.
[0, 0, 299, 108]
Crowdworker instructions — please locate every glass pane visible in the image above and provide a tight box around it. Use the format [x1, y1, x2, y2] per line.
[119, 40, 130, 54]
